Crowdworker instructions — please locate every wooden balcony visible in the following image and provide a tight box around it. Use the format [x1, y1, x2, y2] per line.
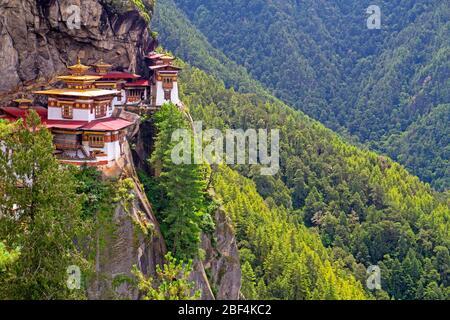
[54, 142, 81, 150]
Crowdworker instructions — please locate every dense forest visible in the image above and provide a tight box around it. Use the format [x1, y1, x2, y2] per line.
[140, 103, 368, 299]
[154, 0, 450, 190]
[176, 60, 450, 299]
[0, 114, 98, 299]
[151, 2, 450, 296]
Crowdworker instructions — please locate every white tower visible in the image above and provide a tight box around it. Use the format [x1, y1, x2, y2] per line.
[147, 53, 183, 109]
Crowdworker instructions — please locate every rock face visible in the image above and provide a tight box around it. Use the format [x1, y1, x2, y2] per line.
[88, 174, 167, 300]
[0, 0, 156, 101]
[88, 129, 167, 300]
[190, 206, 242, 300]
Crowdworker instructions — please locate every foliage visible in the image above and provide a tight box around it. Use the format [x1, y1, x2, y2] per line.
[153, 0, 268, 97]
[130, 0, 152, 23]
[113, 178, 136, 213]
[382, 104, 450, 191]
[102, 0, 154, 23]
[0, 242, 20, 272]
[154, 0, 450, 190]
[0, 112, 89, 299]
[214, 166, 367, 299]
[74, 166, 112, 219]
[145, 103, 213, 261]
[132, 252, 200, 300]
[176, 62, 450, 299]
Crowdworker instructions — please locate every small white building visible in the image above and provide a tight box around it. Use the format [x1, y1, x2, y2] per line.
[146, 53, 183, 111]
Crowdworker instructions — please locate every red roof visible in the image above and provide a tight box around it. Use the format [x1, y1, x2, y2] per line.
[0, 106, 131, 132]
[101, 72, 141, 80]
[81, 118, 132, 131]
[125, 80, 149, 87]
[0, 106, 48, 121]
[45, 118, 132, 131]
[45, 120, 87, 130]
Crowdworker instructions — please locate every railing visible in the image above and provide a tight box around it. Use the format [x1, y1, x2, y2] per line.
[89, 142, 105, 148]
[54, 145, 96, 161]
[54, 142, 81, 150]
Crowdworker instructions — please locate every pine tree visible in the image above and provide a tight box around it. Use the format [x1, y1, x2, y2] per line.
[150, 103, 209, 260]
[0, 111, 88, 299]
[241, 261, 257, 299]
[133, 253, 200, 300]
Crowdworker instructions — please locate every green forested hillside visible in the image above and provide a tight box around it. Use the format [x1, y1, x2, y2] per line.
[383, 104, 450, 191]
[175, 59, 450, 299]
[141, 104, 368, 299]
[152, 0, 450, 298]
[152, 0, 267, 96]
[154, 0, 450, 190]
[214, 166, 368, 300]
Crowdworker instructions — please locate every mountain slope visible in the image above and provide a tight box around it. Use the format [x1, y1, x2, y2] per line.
[152, 0, 267, 96]
[384, 104, 450, 191]
[213, 166, 368, 300]
[179, 61, 449, 297]
[154, 0, 450, 190]
[152, 32, 450, 298]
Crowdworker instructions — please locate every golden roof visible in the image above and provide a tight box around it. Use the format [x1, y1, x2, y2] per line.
[33, 88, 120, 98]
[67, 57, 91, 75]
[93, 59, 112, 68]
[14, 98, 33, 104]
[57, 75, 102, 82]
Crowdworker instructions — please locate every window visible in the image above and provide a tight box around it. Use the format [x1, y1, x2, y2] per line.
[162, 77, 174, 89]
[129, 89, 142, 97]
[95, 104, 107, 118]
[89, 135, 104, 148]
[164, 90, 171, 100]
[62, 105, 73, 119]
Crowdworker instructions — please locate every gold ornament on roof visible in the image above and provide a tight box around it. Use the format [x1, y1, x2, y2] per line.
[94, 59, 112, 68]
[13, 96, 33, 104]
[67, 57, 91, 75]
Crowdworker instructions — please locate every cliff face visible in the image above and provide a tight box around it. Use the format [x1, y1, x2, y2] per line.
[190, 206, 242, 300]
[89, 123, 167, 299]
[0, 0, 241, 300]
[0, 0, 155, 101]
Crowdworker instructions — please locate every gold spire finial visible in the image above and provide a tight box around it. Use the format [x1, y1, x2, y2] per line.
[93, 58, 112, 75]
[68, 57, 90, 76]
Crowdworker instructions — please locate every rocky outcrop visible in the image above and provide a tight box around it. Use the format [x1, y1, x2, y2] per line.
[89, 136, 167, 300]
[191, 206, 242, 300]
[0, 0, 156, 101]
[131, 118, 156, 174]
